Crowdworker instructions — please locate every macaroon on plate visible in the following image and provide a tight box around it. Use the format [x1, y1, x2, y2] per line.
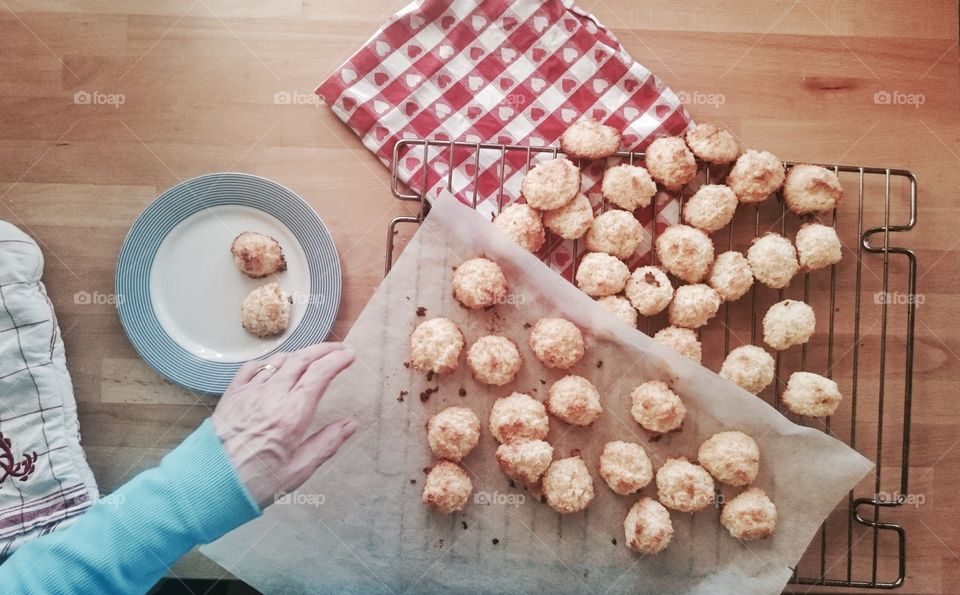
[116, 172, 341, 394]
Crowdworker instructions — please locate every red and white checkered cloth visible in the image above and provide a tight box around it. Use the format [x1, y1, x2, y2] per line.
[317, 0, 692, 271]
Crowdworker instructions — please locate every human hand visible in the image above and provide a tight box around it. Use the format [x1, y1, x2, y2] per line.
[212, 343, 358, 507]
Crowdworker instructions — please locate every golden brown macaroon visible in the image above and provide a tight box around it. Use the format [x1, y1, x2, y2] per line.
[575, 252, 630, 297]
[543, 192, 594, 240]
[495, 439, 553, 485]
[683, 184, 738, 233]
[652, 326, 702, 363]
[623, 497, 674, 554]
[408, 317, 465, 375]
[528, 318, 585, 369]
[783, 164, 843, 215]
[585, 210, 645, 260]
[795, 223, 842, 271]
[493, 203, 546, 252]
[451, 257, 508, 309]
[466, 335, 522, 386]
[546, 375, 603, 426]
[667, 284, 721, 329]
[719, 345, 775, 394]
[625, 266, 674, 316]
[655, 457, 715, 512]
[655, 224, 715, 283]
[595, 295, 638, 327]
[600, 441, 654, 495]
[782, 371, 843, 417]
[721, 487, 777, 540]
[601, 164, 657, 211]
[561, 119, 622, 160]
[521, 157, 581, 210]
[684, 123, 740, 165]
[421, 460, 473, 514]
[708, 251, 754, 302]
[231, 231, 287, 278]
[630, 380, 686, 434]
[542, 455, 595, 513]
[747, 233, 799, 290]
[763, 299, 815, 351]
[726, 150, 785, 203]
[488, 392, 550, 443]
[426, 407, 480, 462]
[241, 283, 292, 338]
[645, 136, 697, 191]
[697, 431, 760, 486]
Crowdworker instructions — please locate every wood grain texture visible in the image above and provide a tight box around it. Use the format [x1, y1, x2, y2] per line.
[0, 0, 957, 590]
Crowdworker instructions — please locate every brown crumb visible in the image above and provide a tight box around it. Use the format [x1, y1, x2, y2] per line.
[458, 388, 467, 397]
[509, 479, 516, 489]
[410, 479, 417, 484]
[648, 433, 664, 443]
[492, 538, 500, 545]
[423, 467, 431, 474]
[522, 322, 532, 329]
[403, 362, 410, 369]
[426, 370, 435, 382]
[461, 521, 468, 530]
[539, 379, 546, 385]
[570, 449, 582, 458]
[398, 390, 408, 402]
[596, 360, 604, 368]
[419, 392, 430, 403]
[416, 306, 427, 317]
[611, 538, 618, 545]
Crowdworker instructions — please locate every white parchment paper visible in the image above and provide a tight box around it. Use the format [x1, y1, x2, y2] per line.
[202, 193, 873, 594]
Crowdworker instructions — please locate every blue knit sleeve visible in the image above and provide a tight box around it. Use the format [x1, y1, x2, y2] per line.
[0, 419, 261, 594]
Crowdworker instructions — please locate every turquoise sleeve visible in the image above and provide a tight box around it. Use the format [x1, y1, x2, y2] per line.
[0, 419, 261, 594]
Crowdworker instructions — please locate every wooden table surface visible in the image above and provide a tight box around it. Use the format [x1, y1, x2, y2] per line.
[1, 0, 957, 591]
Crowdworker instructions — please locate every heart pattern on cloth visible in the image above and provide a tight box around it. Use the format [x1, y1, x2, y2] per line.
[315, 0, 692, 276]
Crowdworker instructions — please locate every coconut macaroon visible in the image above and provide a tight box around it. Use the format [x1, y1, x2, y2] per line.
[241, 283, 292, 337]
[409, 317, 465, 374]
[625, 266, 674, 316]
[630, 380, 686, 434]
[466, 335, 522, 386]
[656, 457, 715, 513]
[493, 203, 545, 252]
[542, 455, 595, 514]
[747, 233, 799, 289]
[796, 223, 842, 271]
[421, 460, 473, 514]
[623, 497, 674, 555]
[543, 192, 594, 240]
[668, 284, 721, 329]
[426, 407, 481, 462]
[683, 184, 738, 233]
[653, 326, 702, 363]
[547, 375, 603, 426]
[488, 392, 550, 443]
[698, 431, 760, 486]
[584, 210, 645, 260]
[708, 251, 754, 302]
[575, 252, 630, 297]
[721, 487, 777, 540]
[726, 150, 785, 203]
[644, 136, 697, 191]
[521, 157, 581, 210]
[560, 118, 622, 160]
[783, 164, 843, 215]
[528, 318, 585, 369]
[231, 231, 287, 278]
[601, 164, 657, 211]
[495, 439, 554, 485]
[763, 299, 816, 351]
[719, 345, 775, 394]
[684, 123, 740, 165]
[782, 371, 843, 417]
[655, 224, 715, 283]
[600, 441, 654, 495]
[451, 257, 508, 309]
[596, 295, 638, 327]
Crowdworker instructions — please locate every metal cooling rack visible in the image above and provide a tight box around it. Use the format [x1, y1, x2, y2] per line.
[386, 138, 917, 590]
